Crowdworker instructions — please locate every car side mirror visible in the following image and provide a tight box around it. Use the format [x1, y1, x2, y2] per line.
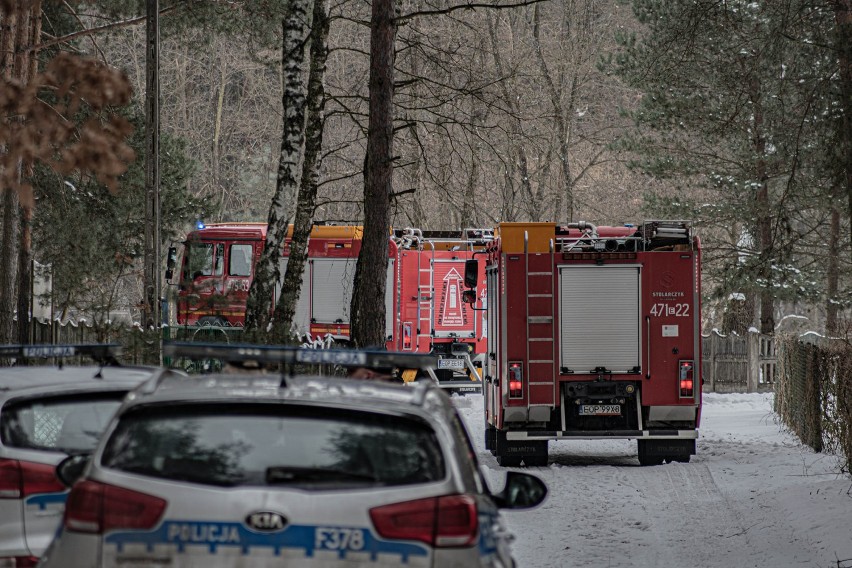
[492, 471, 547, 510]
[165, 246, 178, 281]
[463, 259, 478, 288]
[56, 454, 91, 488]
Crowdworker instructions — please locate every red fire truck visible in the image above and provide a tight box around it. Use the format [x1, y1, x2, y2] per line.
[464, 221, 701, 466]
[390, 228, 490, 391]
[171, 223, 383, 341]
[168, 223, 489, 391]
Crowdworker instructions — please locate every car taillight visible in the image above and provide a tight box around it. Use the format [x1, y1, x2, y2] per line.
[64, 480, 166, 534]
[0, 459, 65, 499]
[679, 360, 695, 398]
[508, 362, 523, 398]
[0, 556, 40, 567]
[370, 494, 478, 548]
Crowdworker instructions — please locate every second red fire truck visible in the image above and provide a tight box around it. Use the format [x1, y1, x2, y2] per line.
[168, 223, 489, 392]
[463, 220, 702, 466]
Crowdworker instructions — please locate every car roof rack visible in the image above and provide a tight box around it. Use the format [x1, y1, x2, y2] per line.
[163, 341, 439, 388]
[0, 344, 123, 368]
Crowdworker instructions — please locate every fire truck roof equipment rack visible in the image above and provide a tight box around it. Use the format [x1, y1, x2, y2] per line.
[393, 227, 494, 251]
[553, 220, 694, 253]
[641, 220, 694, 251]
[555, 221, 641, 254]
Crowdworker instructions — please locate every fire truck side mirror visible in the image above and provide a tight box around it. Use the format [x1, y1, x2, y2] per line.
[464, 259, 479, 288]
[165, 246, 177, 281]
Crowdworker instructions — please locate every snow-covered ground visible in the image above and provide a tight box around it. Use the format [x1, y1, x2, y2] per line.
[454, 392, 852, 568]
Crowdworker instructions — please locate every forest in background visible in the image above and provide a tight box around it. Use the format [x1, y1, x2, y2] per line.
[0, 0, 850, 343]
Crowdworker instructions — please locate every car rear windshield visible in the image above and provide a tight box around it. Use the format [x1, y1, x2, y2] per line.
[101, 404, 446, 489]
[1, 393, 126, 454]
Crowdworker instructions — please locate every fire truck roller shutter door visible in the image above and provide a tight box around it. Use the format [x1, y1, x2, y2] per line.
[559, 265, 641, 373]
[312, 259, 356, 324]
[276, 258, 312, 335]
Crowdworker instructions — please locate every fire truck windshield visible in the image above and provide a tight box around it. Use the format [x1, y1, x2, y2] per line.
[183, 242, 224, 281]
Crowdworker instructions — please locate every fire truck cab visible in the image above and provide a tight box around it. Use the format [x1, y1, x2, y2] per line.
[470, 221, 701, 467]
[172, 223, 395, 340]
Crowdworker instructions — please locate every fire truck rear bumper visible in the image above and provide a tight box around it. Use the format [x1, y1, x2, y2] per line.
[435, 379, 482, 394]
[505, 429, 698, 441]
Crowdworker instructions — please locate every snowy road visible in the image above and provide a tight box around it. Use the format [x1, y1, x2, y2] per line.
[454, 392, 852, 568]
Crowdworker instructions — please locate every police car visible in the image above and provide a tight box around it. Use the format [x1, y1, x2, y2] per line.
[39, 342, 546, 568]
[0, 344, 176, 567]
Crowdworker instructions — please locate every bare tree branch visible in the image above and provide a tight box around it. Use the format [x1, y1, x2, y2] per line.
[396, 0, 547, 24]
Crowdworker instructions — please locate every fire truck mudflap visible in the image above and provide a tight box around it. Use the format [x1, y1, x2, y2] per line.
[475, 221, 701, 467]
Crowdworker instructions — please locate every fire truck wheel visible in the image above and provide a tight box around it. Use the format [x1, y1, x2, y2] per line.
[637, 440, 665, 466]
[496, 455, 523, 467]
[485, 423, 496, 452]
[523, 455, 548, 467]
[638, 454, 664, 466]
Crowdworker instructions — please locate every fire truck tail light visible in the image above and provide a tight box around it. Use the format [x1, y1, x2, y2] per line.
[679, 360, 695, 398]
[402, 322, 413, 350]
[508, 362, 523, 398]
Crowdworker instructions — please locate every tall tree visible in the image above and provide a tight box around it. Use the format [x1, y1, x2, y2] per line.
[613, 0, 849, 333]
[349, 0, 397, 348]
[244, 0, 311, 335]
[1, 1, 135, 344]
[273, 0, 331, 342]
[835, 0, 852, 257]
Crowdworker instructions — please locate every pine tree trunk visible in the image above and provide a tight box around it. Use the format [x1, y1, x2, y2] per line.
[825, 205, 840, 336]
[1, 3, 40, 345]
[272, 0, 330, 343]
[350, 0, 396, 348]
[748, 74, 775, 334]
[245, 3, 310, 335]
[14, 2, 40, 345]
[835, 0, 852, 258]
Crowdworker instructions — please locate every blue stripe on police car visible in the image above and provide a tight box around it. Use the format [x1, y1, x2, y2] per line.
[25, 491, 68, 511]
[105, 520, 429, 562]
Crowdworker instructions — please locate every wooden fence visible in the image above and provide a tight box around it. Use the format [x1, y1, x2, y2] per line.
[702, 330, 776, 393]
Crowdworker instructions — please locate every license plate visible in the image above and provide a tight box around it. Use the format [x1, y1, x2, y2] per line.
[579, 404, 621, 416]
[438, 358, 465, 369]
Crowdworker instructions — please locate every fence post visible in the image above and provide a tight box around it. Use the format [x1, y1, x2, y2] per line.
[747, 331, 759, 393]
[709, 332, 717, 392]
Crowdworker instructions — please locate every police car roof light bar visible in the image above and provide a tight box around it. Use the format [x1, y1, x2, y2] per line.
[162, 341, 439, 371]
[0, 344, 123, 366]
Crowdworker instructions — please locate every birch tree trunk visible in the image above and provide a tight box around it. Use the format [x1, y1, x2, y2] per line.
[245, 0, 311, 335]
[273, 0, 330, 342]
[350, 0, 396, 348]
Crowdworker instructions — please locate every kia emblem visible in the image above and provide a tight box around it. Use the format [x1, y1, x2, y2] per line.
[245, 511, 287, 533]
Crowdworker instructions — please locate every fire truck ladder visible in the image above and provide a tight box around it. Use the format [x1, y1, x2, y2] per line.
[416, 240, 435, 346]
[525, 231, 557, 407]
